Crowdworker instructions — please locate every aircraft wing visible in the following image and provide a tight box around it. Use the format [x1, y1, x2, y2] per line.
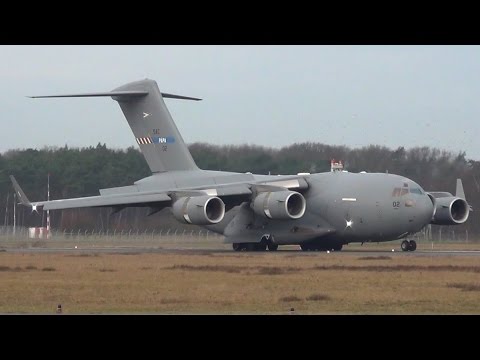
[40, 193, 172, 210]
[10, 174, 308, 211]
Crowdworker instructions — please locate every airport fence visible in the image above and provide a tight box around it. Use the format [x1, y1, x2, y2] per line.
[0, 226, 224, 243]
[0, 226, 477, 243]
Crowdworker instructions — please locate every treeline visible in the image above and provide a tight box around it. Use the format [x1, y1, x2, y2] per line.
[0, 142, 478, 235]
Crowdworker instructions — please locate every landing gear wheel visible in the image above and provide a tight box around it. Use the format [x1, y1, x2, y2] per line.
[268, 244, 278, 251]
[408, 240, 417, 251]
[232, 243, 243, 251]
[332, 244, 343, 251]
[401, 240, 410, 252]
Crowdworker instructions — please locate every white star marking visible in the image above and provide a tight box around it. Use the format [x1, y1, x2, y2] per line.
[143, 112, 150, 118]
[31, 204, 39, 213]
[345, 219, 353, 228]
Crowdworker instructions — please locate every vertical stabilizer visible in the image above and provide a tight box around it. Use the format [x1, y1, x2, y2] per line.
[112, 79, 199, 173]
[29, 79, 200, 173]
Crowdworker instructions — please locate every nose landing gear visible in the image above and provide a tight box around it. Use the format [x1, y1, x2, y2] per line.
[401, 240, 417, 252]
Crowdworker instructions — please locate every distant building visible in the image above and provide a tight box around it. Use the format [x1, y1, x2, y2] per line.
[330, 159, 344, 172]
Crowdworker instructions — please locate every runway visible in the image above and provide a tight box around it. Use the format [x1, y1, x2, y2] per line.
[4, 246, 480, 257]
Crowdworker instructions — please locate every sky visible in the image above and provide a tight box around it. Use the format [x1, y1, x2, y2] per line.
[1, 45, 480, 159]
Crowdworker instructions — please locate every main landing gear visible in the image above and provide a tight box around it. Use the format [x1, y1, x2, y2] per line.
[232, 243, 267, 251]
[401, 240, 417, 252]
[232, 235, 278, 252]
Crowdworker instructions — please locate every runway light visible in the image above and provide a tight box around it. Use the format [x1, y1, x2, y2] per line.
[327, 250, 330, 254]
[75, 246, 78, 249]
[392, 249, 395, 252]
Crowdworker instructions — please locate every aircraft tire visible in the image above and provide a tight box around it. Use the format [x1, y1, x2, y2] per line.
[408, 240, 417, 251]
[401, 240, 410, 252]
[268, 244, 278, 251]
[232, 243, 242, 251]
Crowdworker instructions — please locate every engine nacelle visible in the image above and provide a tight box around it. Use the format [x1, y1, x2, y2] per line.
[431, 196, 469, 225]
[172, 196, 225, 225]
[252, 191, 306, 220]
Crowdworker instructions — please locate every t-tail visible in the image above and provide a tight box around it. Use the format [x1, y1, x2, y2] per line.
[29, 79, 200, 173]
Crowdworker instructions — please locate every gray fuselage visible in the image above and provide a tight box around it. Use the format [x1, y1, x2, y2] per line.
[132, 169, 434, 246]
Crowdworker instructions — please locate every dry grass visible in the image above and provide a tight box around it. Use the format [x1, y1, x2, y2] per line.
[255, 266, 300, 275]
[1, 251, 480, 314]
[447, 283, 480, 292]
[359, 256, 392, 260]
[313, 264, 480, 273]
[41, 267, 56, 272]
[167, 264, 243, 273]
[279, 295, 302, 302]
[306, 294, 331, 301]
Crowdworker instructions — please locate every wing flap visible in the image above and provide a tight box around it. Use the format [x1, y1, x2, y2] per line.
[41, 193, 171, 210]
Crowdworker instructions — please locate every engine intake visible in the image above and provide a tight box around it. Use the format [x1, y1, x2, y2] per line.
[431, 196, 469, 225]
[173, 196, 225, 225]
[252, 191, 306, 220]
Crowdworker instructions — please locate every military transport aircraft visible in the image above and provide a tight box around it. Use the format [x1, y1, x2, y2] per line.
[10, 79, 472, 252]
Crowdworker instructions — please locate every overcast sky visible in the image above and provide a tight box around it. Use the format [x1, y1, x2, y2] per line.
[1, 45, 480, 160]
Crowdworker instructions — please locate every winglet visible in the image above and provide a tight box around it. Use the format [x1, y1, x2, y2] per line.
[9, 175, 31, 206]
[456, 179, 466, 200]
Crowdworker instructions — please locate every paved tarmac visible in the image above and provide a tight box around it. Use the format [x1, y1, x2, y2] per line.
[4, 246, 480, 257]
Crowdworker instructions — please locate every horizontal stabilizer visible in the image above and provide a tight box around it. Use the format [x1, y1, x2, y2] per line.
[160, 93, 202, 101]
[28, 91, 149, 98]
[28, 91, 201, 101]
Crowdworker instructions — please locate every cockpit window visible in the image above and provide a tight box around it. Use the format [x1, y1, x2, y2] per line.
[392, 187, 409, 196]
[410, 188, 424, 195]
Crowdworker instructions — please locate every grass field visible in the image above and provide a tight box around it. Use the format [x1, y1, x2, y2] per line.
[1, 237, 479, 314]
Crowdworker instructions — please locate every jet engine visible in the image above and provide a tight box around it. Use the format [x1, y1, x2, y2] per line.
[173, 196, 225, 225]
[430, 196, 469, 225]
[252, 191, 306, 220]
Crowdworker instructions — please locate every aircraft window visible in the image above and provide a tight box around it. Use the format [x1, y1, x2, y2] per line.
[392, 187, 410, 196]
[410, 188, 423, 195]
